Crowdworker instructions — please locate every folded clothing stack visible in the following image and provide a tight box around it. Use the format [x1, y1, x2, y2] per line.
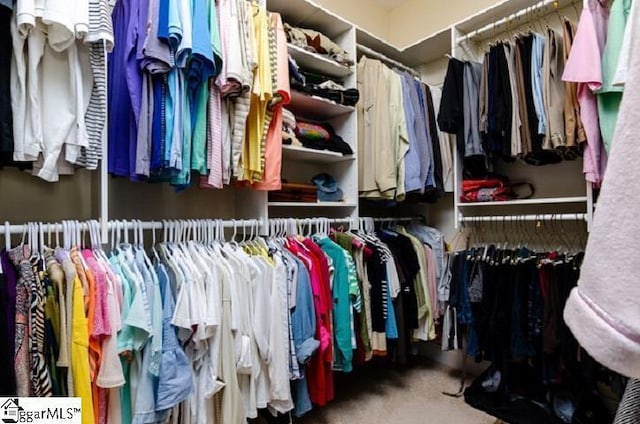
[282, 108, 301, 146]
[269, 182, 318, 203]
[284, 23, 354, 67]
[289, 64, 360, 106]
[268, 173, 343, 203]
[294, 121, 353, 155]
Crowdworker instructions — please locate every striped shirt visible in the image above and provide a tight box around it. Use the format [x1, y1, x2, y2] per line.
[76, 0, 114, 170]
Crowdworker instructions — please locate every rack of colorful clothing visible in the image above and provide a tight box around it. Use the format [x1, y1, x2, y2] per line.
[356, 48, 453, 202]
[441, 214, 624, 424]
[0, 215, 451, 423]
[107, 0, 296, 191]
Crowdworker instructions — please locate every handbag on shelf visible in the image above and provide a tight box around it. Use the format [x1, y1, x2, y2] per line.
[461, 176, 534, 203]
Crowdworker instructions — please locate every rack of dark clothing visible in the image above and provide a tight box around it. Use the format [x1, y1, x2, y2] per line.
[439, 24, 583, 179]
[445, 246, 624, 423]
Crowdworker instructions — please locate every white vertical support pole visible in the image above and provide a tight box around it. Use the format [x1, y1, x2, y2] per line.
[343, 25, 359, 220]
[452, 25, 462, 230]
[100, 39, 109, 243]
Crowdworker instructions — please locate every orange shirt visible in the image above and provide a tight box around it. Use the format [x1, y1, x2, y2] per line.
[253, 13, 290, 191]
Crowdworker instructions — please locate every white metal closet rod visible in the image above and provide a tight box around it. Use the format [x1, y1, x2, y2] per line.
[459, 213, 587, 223]
[368, 217, 421, 223]
[2, 219, 263, 236]
[291, 217, 420, 223]
[355, 44, 420, 77]
[2, 217, 424, 236]
[457, 0, 556, 44]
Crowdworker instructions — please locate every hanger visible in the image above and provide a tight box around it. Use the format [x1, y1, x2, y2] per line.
[215, 219, 222, 243]
[174, 220, 181, 243]
[38, 222, 45, 259]
[26, 222, 33, 254]
[95, 220, 102, 249]
[20, 221, 28, 247]
[183, 220, 190, 243]
[78, 220, 84, 248]
[61, 221, 68, 250]
[132, 220, 139, 248]
[202, 220, 209, 244]
[174, 220, 180, 244]
[71, 220, 78, 248]
[449, 224, 466, 252]
[212, 220, 218, 243]
[3, 221, 10, 251]
[88, 220, 95, 250]
[219, 219, 226, 243]
[117, 220, 124, 248]
[571, 0, 580, 19]
[138, 219, 144, 247]
[230, 219, 238, 246]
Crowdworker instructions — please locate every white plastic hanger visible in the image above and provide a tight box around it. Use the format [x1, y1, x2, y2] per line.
[88, 220, 96, 250]
[38, 222, 45, 257]
[123, 220, 130, 245]
[4, 221, 10, 251]
[61, 221, 68, 250]
[47, 223, 53, 249]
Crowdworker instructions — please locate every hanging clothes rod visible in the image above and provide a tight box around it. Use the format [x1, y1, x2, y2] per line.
[2, 218, 263, 236]
[2, 216, 425, 237]
[459, 213, 587, 223]
[356, 44, 421, 77]
[456, 0, 557, 45]
[369, 216, 423, 223]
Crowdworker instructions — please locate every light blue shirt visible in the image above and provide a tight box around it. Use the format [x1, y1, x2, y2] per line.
[406, 224, 446, 288]
[167, 0, 182, 50]
[531, 34, 547, 136]
[290, 255, 318, 418]
[401, 72, 424, 194]
[412, 79, 435, 187]
[155, 263, 194, 413]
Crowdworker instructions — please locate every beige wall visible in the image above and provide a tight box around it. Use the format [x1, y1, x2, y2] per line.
[315, 0, 390, 41]
[317, 0, 502, 48]
[388, 0, 500, 46]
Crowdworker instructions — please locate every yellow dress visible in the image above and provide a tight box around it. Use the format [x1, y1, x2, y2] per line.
[243, 3, 273, 182]
[71, 276, 95, 424]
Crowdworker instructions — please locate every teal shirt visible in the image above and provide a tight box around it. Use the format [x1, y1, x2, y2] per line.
[598, 0, 633, 151]
[315, 236, 355, 373]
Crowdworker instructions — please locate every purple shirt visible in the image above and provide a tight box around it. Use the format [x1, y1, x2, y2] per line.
[108, 0, 136, 177]
[108, 0, 147, 179]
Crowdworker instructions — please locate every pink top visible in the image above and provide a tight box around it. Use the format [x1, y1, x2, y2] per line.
[562, 0, 610, 185]
[252, 13, 290, 191]
[82, 249, 111, 338]
[563, 0, 640, 377]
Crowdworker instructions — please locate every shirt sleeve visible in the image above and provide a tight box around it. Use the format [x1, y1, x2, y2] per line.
[561, 8, 603, 92]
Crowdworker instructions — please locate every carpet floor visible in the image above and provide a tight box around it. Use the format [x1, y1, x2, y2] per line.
[253, 360, 496, 424]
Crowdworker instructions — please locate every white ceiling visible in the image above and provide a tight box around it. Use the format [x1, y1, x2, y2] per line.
[372, 0, 410, 10]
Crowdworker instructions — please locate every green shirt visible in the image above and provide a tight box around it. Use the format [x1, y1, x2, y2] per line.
[598, 0, 633, 151]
